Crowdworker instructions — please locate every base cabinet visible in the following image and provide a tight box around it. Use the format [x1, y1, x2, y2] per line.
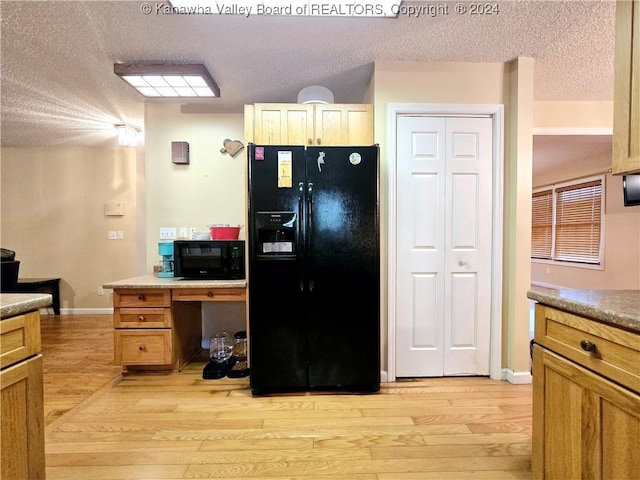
[532, 346, 640, 479]
[0, 311, 45, 480]
[111, 286, 246, 372]
[532, 304, 640, 479]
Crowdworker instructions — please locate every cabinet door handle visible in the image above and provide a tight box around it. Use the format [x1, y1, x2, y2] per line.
[316, 138, 321, 144]
[580, 340, 596, 352]
[307, 138, 313, 145]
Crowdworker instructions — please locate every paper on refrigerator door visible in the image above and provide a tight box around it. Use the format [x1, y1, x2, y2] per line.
[277, 151, 292, 188]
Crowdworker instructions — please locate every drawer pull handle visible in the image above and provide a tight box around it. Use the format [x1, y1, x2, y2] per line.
[207, 291, 214, 298]
[137, 294, 145, 301]
[580, 340, 596, 352]
[138, 316, 146, 322]
[139, 345, 147, 352]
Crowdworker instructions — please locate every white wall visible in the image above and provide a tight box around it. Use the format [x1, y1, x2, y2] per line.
[1, 146, 140, 310]
[371, 60, 534, 377]
[144, 104, 248, 340]
[144, 104, 247, 270]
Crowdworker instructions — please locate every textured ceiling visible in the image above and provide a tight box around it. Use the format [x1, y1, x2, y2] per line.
[0, 0, 616, 148]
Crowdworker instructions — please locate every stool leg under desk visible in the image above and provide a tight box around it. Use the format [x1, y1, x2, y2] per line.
[16, 278, 61, 315]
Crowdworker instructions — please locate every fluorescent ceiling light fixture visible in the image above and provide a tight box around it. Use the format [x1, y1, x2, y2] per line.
[114, 63, 220, 98]
[115, 124, 140, 147]
[168, 0, 398, 17]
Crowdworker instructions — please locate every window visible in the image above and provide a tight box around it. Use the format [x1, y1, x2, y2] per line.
[531, 175, 604, 265]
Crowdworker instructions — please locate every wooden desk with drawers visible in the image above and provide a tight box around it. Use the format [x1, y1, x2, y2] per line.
[104, 275, 246, 373]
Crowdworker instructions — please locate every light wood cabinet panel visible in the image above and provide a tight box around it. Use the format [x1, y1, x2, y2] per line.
[534, 305, 640, 391]
[314, 104, 373, 146]
[172, 287, 247, 302]
[114, 308, 172, 328]
[0, 355, 45, 480]
[115, 329, 172, 366]
[253, 103, 314, 145]
[0, 311, 41, 369]
[532, 303, 640, 479]
[113, 288, 177, 370]
[114, 289, 171, 308]
[532, 346, 640, 479]
[247, 103, 373, 146]
[612, 0, 640, 174]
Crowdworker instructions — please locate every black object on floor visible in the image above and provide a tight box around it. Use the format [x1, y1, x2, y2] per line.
[203, 360, 228, 379]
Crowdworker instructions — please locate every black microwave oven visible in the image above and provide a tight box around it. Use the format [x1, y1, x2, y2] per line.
[173, 240, 245, 279]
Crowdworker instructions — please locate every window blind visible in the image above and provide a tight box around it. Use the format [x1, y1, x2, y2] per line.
[553, 179, 603, 264]
[532, 189, 553, 259]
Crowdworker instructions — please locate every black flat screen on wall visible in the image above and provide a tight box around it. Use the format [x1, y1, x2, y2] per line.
[623, 174, 640, 206]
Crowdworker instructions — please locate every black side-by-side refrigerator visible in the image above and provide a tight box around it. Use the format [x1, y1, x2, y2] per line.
[247, 144, 380, 395]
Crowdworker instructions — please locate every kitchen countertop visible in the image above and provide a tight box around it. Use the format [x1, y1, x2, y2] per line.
[1, 293, 53, 319]
[103, 274, 246, 289]
[528, 286, 640, 334]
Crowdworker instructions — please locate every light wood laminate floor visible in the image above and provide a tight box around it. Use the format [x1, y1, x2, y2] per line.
[41, 314, 533, 479]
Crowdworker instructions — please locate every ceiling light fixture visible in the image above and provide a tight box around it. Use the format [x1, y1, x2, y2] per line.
[115, 124, 140, 147]
[114, 63, 220, 98]
[298, 86, 334, 104]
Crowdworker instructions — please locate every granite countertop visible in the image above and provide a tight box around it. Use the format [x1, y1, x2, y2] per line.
[528, 286, 640, 334]
[103, 274, 246, 289]
[1, 293, 53, 319]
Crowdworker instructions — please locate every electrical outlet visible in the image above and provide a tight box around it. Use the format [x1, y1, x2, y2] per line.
[97, 286, 104, 296]
[159, 227, 177, 240]
[179, 227, 188, 239]
[108, 230, 117, 240]
[117, 230, 124, 239]
[189, 227, 197, 239]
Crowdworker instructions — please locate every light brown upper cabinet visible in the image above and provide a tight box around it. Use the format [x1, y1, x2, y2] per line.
[613, 0, 640, 174]
[245, 103, 373, 146]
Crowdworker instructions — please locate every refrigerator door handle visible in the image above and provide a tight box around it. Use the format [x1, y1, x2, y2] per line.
[298, 182, 305, 292]
[307, 182, 314, 292]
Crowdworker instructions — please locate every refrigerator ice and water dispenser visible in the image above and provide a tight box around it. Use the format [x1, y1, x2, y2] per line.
[255, 212, 297, 256]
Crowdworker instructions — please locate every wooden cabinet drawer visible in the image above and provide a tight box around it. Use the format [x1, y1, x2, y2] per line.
[114, 289, 171, 308]
[534, 304, 640, 392]
[172, 288, 246, 302]
[0, 312, 41, 369]
[114, 308, 172, 328]
[114, 329, 172, 366]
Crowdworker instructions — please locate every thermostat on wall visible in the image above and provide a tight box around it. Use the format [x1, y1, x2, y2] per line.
[104, 202, 124, 216]
[172, 141, 190, 164]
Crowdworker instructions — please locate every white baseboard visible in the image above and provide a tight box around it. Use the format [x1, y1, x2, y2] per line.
[44, 308, 114, 315]
[502, 368, 532, 384]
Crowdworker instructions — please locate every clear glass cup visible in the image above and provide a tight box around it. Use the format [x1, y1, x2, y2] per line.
[209, 331, 233, 363]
